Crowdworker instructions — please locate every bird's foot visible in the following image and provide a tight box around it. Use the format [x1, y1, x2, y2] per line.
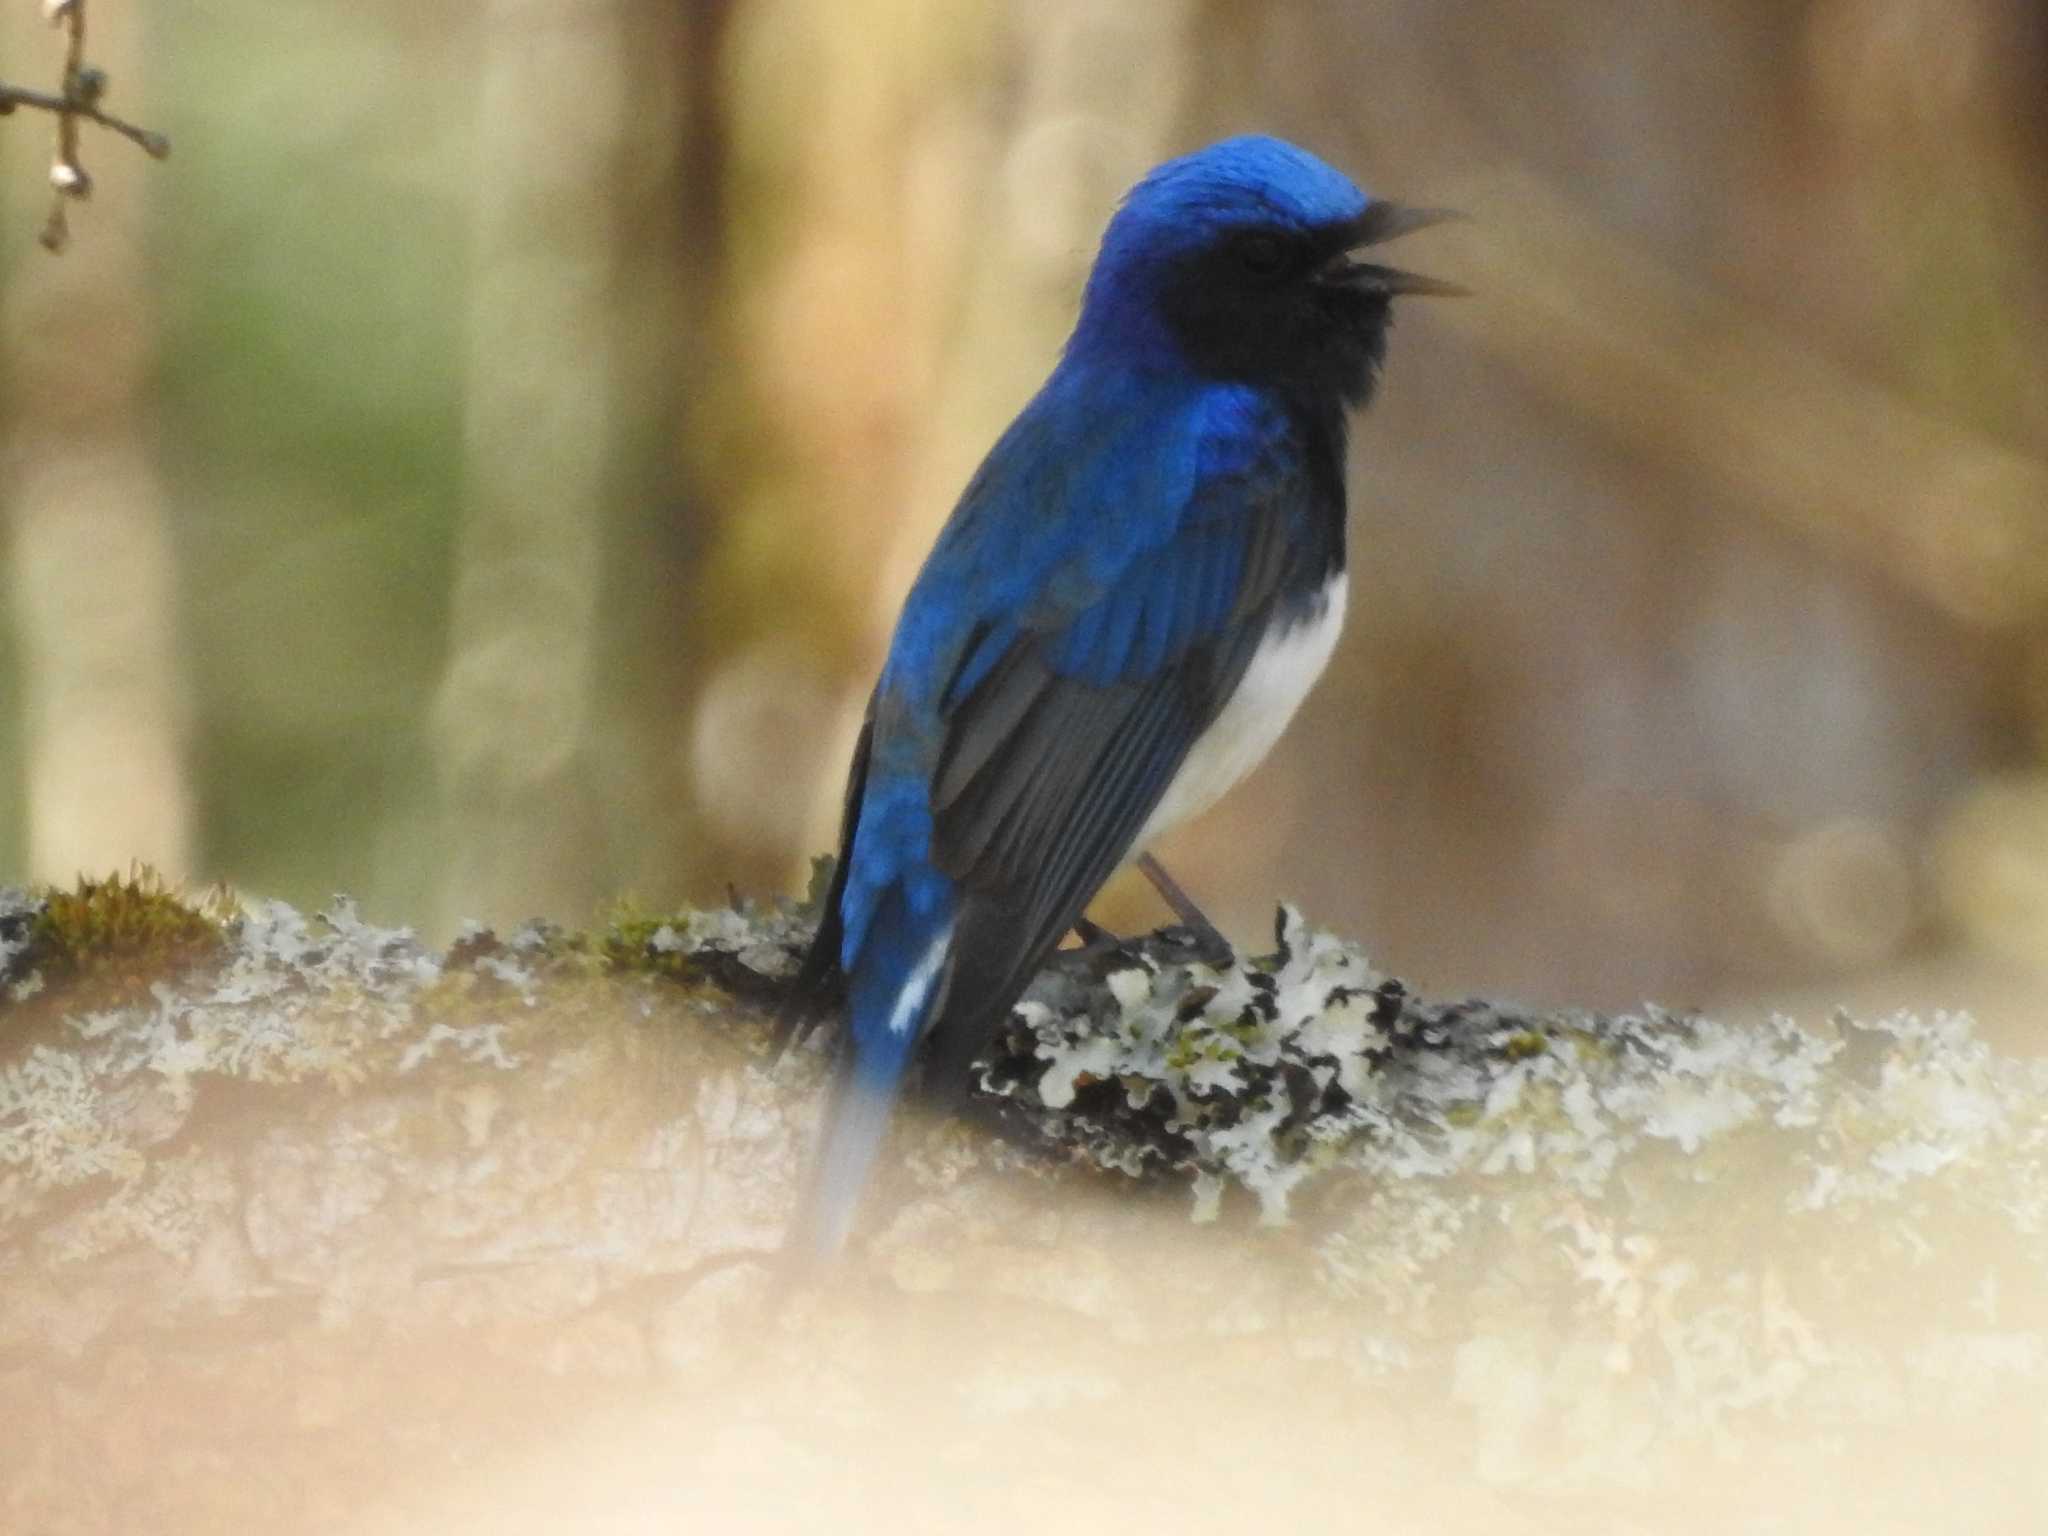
[1135, 852, 1236, 968]
[1155, 920, 1236, 970]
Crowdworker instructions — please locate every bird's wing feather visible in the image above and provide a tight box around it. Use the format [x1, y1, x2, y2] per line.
[913, 459, 1319, 1090]
[807, 380, 1338, 1087]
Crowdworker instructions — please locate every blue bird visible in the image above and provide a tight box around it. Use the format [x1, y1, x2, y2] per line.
[786, 135, 1460, 1257]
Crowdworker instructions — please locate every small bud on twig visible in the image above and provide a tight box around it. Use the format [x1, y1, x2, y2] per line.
[43, 0, 77, 22]
[50, 160, 91, 198]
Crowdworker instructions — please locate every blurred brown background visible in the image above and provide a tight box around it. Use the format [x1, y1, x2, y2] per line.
[3, 0, 2045, 1030]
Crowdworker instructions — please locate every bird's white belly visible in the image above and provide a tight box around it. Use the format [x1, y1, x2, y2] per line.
[1135, 572, 1348, 851]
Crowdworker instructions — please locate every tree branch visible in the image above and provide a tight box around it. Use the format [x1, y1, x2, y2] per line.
[0, 77, 171, 159]
[0, 0, 172, 251]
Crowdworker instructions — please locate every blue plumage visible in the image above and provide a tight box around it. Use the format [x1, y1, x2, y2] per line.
[787, 135, 1459, 1258]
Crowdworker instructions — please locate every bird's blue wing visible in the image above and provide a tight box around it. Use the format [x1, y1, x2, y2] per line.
[913, 441, 1326, 1090]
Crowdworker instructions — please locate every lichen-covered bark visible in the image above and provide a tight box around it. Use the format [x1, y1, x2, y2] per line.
[2, 882, 2045, 1533]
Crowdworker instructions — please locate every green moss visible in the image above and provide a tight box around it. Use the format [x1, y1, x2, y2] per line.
[1564, 1027, 1614, 1064]
[1165, 1030, 1217, 1072]
[600, 902, 695, 979]
[1501, 1031, 1548, 1061]
[27, 868, 229, 988]
[1219, 1014, 1264, 1045]
[4, 871, 233, 1053]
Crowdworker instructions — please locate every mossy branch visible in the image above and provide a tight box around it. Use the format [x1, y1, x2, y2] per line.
[4, 874, 2046, 1529]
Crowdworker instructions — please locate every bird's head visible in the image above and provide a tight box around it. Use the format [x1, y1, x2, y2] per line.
[1071, 135, 1461, 405]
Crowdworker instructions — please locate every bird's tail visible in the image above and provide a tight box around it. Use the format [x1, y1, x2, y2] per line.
[787, 903, 954, 1263]
[790, 1058, 903, 1263]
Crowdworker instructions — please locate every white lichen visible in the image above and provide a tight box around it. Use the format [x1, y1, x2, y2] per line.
[1008, 904, 2048, 1244]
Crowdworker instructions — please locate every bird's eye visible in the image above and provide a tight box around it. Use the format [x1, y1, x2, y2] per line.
[1235, 232, 1289, 278]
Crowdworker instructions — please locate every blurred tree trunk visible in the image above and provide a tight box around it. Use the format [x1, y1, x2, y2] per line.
[0, 3, 190, 885]
[687, 0, 1009, 897]
[431, 0, 679, 930]
[701, 0, 1200, 903]
[582, 0, 735, 916]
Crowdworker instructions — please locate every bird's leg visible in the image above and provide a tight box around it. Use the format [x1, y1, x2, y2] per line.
[1135, 852, 1234, 967]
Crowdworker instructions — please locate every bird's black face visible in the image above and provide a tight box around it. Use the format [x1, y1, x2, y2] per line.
[1156, 202, 1461, 406]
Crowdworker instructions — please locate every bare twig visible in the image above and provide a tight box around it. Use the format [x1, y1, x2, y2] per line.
[0, 78, 171, 159]
[0, 0, 172, 251]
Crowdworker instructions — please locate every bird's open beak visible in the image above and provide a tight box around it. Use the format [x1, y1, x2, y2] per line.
[1319, 202, 1468, 298]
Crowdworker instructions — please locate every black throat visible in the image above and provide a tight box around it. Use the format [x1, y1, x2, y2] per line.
[1285, 390, 1353, 589]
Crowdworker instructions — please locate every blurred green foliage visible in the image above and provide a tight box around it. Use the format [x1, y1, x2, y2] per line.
[155, 2, 467, 913]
